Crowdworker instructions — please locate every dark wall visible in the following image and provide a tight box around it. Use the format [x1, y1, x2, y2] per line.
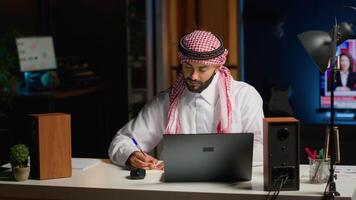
[0, 1, 39, 35]
[243, 0, 356, 164]
[44, 1, 129, 157]
[301, 124, 356, 165]
[0, 1, 129, 160]
[244, 0, 356, 123]
[0, 0, 40, 165]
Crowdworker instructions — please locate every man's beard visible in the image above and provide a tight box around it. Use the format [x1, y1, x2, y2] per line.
[184, 73, 216, 93]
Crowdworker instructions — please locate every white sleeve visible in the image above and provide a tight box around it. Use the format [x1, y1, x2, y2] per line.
[240, 85, 264, 162]
[108, 94, 167, 166]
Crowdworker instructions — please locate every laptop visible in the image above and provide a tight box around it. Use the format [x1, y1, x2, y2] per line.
[161, 133, 254, 182]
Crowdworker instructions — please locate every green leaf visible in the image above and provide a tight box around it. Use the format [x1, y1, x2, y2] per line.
[9, 144, 29, 167]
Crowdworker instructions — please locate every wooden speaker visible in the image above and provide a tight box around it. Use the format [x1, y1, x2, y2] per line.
[263, 117, 300, 191]
[29, 113, 72, 180]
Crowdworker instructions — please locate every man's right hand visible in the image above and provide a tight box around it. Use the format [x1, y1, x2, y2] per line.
[127, 151, 163, 170]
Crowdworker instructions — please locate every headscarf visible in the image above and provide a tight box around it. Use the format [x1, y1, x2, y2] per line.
[165, 30, 233, 134]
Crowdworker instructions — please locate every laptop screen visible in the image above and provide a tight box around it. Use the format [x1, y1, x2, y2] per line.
[161, 133, 254, 182]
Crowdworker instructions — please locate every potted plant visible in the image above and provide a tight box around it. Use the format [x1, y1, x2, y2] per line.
[9, 144, 30, 181]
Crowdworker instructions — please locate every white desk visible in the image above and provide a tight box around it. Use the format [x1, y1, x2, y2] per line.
[0, 159, 356, 200]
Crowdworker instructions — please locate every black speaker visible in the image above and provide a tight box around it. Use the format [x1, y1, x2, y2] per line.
[263, 117, 300, 191]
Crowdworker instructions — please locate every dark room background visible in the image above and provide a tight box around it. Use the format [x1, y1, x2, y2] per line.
[1, 0, 356, 165]
[243, 0, 356, 164]
[0, 0, 129, 163]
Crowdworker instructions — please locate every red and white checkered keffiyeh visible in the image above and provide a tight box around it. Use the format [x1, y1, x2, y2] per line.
[165, 30, 233, 134]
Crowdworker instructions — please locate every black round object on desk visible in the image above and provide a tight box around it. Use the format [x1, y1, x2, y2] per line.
[130, 168, 146, 179]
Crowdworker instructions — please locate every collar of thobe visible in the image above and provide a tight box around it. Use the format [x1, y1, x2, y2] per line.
[183, 71, 219, 106]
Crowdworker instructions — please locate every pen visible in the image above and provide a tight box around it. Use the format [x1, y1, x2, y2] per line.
[131, 137, 146, 157]
[313, 149, 317, 159]
[305, 147, 316, 160]
[318, 148, 324, 159]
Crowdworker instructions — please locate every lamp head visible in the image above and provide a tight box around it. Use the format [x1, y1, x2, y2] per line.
[298, 22, 353, 73]
[297, 31, 333, 73]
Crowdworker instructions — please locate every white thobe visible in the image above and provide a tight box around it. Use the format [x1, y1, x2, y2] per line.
[109, 73, 264, 166]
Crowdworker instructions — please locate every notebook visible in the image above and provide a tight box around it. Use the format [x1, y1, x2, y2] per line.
[161, 133, 254, 182]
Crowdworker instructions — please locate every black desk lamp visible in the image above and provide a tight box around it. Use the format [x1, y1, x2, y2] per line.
[298, 20, 353, 198]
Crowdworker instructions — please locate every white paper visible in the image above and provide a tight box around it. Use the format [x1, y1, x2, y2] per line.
[16, 37, 57, 72]
[72, 158, 101, 171]
[2, 158, 101, 171]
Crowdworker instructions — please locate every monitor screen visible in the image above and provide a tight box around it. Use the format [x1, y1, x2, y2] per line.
[16, 37, 57, 72]
[320, 38, 356, 109]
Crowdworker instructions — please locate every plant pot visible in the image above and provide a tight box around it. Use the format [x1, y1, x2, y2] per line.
[12, 166, 30, 181]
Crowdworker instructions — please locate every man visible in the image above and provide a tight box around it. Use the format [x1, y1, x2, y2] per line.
[109, 30, 264, 170]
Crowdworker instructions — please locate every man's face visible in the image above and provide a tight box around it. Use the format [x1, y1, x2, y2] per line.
[182, 62, 219, 93]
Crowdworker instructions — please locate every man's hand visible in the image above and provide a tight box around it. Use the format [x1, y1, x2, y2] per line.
[127, 151, 164, 170]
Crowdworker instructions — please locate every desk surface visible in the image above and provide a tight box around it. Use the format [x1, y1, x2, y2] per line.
[0, 159, 355, 200]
